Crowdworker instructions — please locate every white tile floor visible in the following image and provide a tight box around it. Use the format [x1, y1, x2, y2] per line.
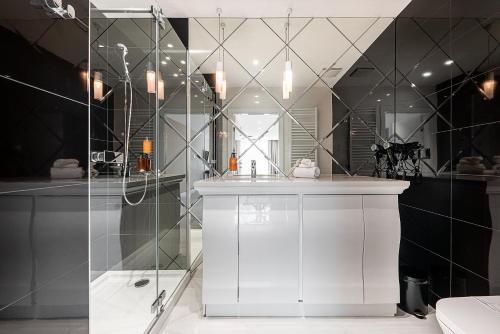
[90, 270, 186, 334]
[160, 267, 444, 334]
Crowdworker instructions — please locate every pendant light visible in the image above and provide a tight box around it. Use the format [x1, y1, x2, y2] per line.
[146, 61, 156, 94]
[283, 8, 293, 100]
[158, 72, 165, 100]
[479, 35, 497, 100]
[219, 22, 227, 100]
[482, 72, 497, 100]
[93, 71, 103, 100]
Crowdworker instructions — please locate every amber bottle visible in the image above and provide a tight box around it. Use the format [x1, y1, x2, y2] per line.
[229, 150, 238, 174]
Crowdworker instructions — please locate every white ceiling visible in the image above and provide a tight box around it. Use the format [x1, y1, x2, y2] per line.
[91, 0, 412, 18]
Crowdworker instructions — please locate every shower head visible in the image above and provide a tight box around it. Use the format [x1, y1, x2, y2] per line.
[116, 43, 128, 56]
[116, 43, 130, 82]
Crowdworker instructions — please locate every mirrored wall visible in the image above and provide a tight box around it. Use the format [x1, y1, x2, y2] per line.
[188, 17, 397, 177]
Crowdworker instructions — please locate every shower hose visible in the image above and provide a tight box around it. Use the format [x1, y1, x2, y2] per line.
[122, 79, 148, 206]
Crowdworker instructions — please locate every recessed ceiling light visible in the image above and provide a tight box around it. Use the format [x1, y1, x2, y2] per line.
[166, 56, 170, 60]
[161, 60, 167, 65]
[386, 93, 391, 96]
[167, 43, 173, 48]
[409, 105, 413, 108]
[195, 80, 199, 83]
[252, 59, 259, 66]
[194, 94, 198, 98]
[422, 71, 432, 77]
[377, 99, 382, 102]
[254, 100, 260, 104]
[178, 68, 182, 72]
[125, 62, 129, 66]
[173, 73, 178, 77]
[200, 101, 204, 104]
[181, 81, 185, 85]
[444, 59, 454, 66]
[254, 95, 259, 98]
[98, 44, 104, 48]
[410, 83, 416, 88]
[180, 60, 186, 65]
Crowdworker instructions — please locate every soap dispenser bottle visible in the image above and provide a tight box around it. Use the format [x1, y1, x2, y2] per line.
[229, 149, 238, 175]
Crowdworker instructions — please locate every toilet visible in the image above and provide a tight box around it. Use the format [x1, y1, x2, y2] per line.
[436, 296, 500, 334]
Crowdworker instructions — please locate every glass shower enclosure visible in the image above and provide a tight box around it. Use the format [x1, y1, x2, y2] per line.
[88, 4, 195, 333]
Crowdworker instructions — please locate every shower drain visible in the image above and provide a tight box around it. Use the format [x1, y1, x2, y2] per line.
[134, 279, 150, 288]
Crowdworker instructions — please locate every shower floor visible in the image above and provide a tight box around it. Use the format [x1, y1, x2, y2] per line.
[90, 270, 187, 334]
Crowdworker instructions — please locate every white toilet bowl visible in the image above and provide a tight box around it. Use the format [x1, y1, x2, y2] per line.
[436, 296, 500, 334]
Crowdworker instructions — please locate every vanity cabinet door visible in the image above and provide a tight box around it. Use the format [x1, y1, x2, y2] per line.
[238, 195, 299, 303]
[302, 195, 364, 304]
[362, 195, 400, 304]
[203, 196, 239, 304]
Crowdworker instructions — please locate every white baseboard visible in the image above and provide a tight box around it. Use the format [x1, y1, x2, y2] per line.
[205, 303, 397, 317]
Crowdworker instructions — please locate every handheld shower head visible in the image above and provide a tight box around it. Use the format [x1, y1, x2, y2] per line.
[116, 43, 130, 81]
[116, 43, 128, 56]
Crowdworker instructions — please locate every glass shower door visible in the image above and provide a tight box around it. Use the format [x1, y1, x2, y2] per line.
[89, 6, 165, 334]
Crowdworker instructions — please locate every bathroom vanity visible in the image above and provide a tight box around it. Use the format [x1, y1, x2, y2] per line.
[194, 175, 410, 317]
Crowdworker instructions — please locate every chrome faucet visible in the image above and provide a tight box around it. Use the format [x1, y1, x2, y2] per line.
[251, 160, 256, 178]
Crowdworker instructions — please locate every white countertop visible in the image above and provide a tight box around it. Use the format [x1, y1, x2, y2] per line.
[194, 175, 410, 195]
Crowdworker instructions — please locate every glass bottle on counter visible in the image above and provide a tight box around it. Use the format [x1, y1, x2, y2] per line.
[229, 149, 238, 175]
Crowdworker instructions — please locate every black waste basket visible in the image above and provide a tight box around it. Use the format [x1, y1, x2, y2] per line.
[399, 266, 429, 319]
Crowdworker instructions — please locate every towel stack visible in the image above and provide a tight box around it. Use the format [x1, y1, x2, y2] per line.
[486, 155, 500, 176]
[50, 159, 84, 179]
[456, 156, 485, 175]
[292, 159, 320, 178]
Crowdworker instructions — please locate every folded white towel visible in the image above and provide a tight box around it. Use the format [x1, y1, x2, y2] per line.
[53, 159, 80, 168]
[50, 167, 84, 179]
[293, 166, 320, 178]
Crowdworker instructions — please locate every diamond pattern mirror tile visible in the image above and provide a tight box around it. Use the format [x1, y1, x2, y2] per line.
[189, 17, 400, 176]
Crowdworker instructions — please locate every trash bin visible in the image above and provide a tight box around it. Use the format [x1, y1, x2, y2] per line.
[399, 266, 429, 319]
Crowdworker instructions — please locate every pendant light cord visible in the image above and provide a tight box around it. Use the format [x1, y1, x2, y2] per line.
[286, 12, 290, 61]
[218, 11, 221, 61]
[222, 24, 225, 71]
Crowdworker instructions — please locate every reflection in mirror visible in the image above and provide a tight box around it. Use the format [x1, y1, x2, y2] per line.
[189, 17, 397, 177]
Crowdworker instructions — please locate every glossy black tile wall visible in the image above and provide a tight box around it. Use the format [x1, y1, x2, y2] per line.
[395, 0, 500, 307]
[0, 1, 89, 333]
[330, 0, 500, 308]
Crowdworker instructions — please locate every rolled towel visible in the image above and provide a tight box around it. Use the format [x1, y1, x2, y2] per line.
[299, 162, 316, 168]
[293, 166, 320, 178]
[50, 167, 84, 179]
[53, 159, 80, 168]
[295, 158, 315, 168]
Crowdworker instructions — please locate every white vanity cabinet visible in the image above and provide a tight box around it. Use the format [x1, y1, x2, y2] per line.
[195, 175, 410, 317]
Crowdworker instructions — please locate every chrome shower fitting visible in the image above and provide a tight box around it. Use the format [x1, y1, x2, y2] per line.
[30, 0, 76, 19]
[116, 43, 131, 82]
